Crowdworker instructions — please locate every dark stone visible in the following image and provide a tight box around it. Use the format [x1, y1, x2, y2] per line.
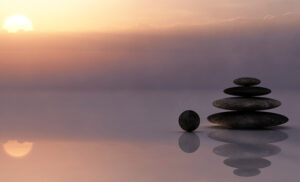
[207, 111, 289, 129]
[224, 87, 271, 96]
[208, 130, 288, 144]
[178, 133, 200, 153]
[213, 97, 281, 111]
[179, 110, 200, 132]
[234, 77, 261, 86]
[224, 158, 271, 169]
[213, 143, 281, 158]
[233, 169, 261, 177]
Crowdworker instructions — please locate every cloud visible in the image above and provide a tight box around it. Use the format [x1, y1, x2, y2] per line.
[263, 15, 276, 21]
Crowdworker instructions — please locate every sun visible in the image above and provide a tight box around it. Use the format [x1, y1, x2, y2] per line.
[2, 14, 33, 33]
[3, 140, 34, 158]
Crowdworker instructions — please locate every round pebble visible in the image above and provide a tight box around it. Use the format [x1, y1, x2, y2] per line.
[179, 110, 200, 132]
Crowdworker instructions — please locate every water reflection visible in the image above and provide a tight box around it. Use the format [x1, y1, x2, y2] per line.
[3, 140, 34, 158]
[178, 132, 200, 153]
[209, 129, 288, 177]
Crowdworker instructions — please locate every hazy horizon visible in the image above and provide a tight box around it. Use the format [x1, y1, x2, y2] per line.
[0, 17, 300, 90]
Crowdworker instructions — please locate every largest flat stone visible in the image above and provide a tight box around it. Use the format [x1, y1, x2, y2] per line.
[213, 97, 281, 111]
[207, 111, 289, 129]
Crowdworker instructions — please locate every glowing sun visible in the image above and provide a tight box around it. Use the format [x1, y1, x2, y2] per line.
[3, 140, 34, 158]
[2, 14, 33, 33]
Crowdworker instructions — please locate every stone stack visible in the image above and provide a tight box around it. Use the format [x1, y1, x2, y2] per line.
[208, 77, 288, 129]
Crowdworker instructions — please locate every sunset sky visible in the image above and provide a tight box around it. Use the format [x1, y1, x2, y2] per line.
[0, 0, 299, 32]
[0, 0, 299, 90]
[0, 2, 299, 182]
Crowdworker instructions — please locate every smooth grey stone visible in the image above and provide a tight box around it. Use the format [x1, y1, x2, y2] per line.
[233, 168, 261, 177]
[213, 143, 281, 158]
[224, 158, 271, 169]
[179, 110, 200, 132]
[178, 133, 200, 153]
[207, 112, 289, 129]
[224, 87, 271, 96]
[213, 97, 281, 111]
[208, 130, 288, 144]
[234, 77, 261, 86]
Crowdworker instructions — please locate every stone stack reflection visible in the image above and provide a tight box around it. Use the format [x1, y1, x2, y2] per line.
[208, 130, 288, 177]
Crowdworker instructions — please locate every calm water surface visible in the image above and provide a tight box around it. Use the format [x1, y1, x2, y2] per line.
[0, 90, 298, 182]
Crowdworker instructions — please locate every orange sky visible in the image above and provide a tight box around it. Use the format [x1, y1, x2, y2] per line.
[0, 0, 299, 32]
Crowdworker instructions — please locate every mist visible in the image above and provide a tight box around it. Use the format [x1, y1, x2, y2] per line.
[0, 20, 299, 90]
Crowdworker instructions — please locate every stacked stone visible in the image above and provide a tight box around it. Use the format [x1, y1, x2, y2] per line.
[208, 77, 289, 129]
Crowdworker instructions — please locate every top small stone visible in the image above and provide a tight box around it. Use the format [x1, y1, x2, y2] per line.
[234, 77, 261, 86]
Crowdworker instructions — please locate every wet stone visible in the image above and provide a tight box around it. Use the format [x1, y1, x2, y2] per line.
[234, 77, 261, 86]
[178, 110, 200, 132]
[224, 87, 271, 97]
[213, 97, 281, 111]
[207, 111, 289, 129]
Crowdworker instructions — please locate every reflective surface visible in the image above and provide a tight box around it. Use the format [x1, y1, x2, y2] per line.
[0, 90, 298, 182]
[209, 129, 287, 177]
